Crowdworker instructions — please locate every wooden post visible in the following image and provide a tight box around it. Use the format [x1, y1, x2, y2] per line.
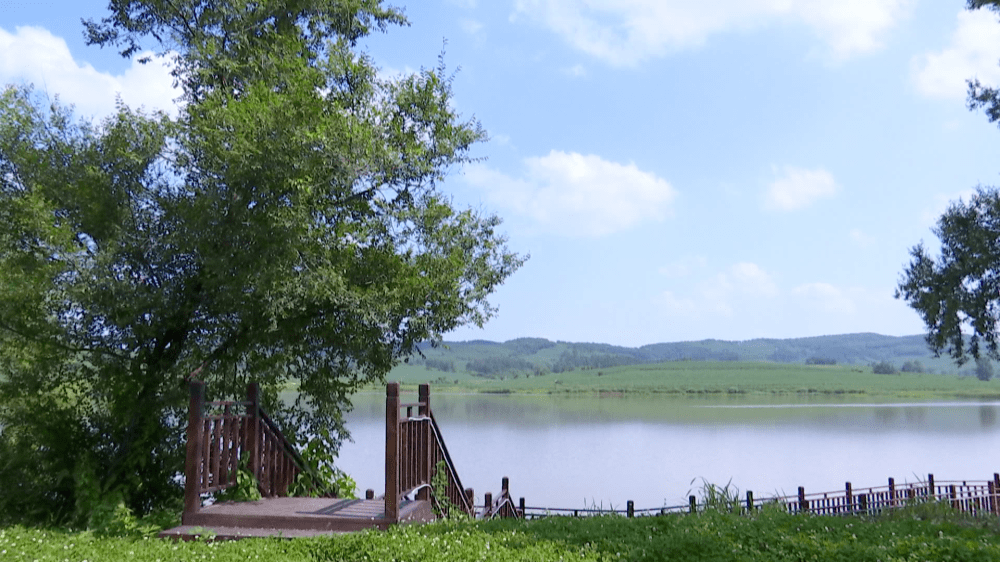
[627, 500, 634, 518]
[845, 482, 853, 514]
[860, 494, 868, 513]
[746, 491, 754, 513]
[928, 474, 935, 499]
[950, 484, 958, 510]
[183, 381, 206, 521]
[990, 481, 997, 515]
[466, 488, 475, 512]
[519, 497, 526, 517]
[366, 489, 375, 500]
[385, 383, 400, 523]
[888, 477, 895, 508]
[798, 487, 808, 513]
[689, 495, 696, 514]
[502, 476, 509, 493]
[417, 384, 431, 501]
[485, 492, 493, 518]
[246, 383, 261, 489]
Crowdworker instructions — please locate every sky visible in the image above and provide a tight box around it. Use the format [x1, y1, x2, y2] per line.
[3, 0, 1000, 347]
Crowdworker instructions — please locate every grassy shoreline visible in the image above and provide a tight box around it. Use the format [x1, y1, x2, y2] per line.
[351, 360, 1000, 401]
[7, 505, 1000, 561]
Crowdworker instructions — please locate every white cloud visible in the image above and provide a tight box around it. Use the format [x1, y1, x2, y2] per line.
[0, 26, 179, 119]
[658, 256, 707, 278]
[792, 282, 856, 314]
[563, 63, 587, 77]
[460, 18, 484, 35]
[512, 0, 911, 67]
[764, 166, 838, 211]
[464, 150, 677, 237]
[657, 261, 779, 321]
[913, 9, 1000, 99]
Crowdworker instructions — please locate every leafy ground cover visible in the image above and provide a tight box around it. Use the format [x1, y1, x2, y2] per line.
[367, 361, 1000, 400]
[6, 504, 1000, 562]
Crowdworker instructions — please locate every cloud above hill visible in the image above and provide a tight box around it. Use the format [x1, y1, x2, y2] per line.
[0, 26, 178, 119]
[512, 0, 912, 66]
[464, 150, 677, 237]
[912, 9, 1000, 99]
[764, 166, 838, 211]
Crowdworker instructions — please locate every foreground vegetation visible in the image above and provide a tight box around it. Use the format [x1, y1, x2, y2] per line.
[7, 504, 1000, 561]
[370, 360, 1000, 400]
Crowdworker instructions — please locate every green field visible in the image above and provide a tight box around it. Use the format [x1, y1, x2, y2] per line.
[366, 360, 1000, 400]
[7, 505, 1000, 562]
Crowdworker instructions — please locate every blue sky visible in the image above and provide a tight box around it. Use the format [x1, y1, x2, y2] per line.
[3, 0, 1000, 346]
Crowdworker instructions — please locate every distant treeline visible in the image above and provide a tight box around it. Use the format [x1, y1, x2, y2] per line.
[409, 333, 961, 378]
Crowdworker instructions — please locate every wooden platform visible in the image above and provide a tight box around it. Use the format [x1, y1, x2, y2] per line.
[159, 497, 433, 540]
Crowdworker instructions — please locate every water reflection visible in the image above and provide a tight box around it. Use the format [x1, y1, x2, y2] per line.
[980, 405, 997, 429]
[337, 393, 1000, 510]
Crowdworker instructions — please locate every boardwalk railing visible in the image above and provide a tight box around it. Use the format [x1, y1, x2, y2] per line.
[482, 477, 524, 519]
[385, 383, 478, 522]
[183, 381, 333, 522]
[510, 474, 1000, 520]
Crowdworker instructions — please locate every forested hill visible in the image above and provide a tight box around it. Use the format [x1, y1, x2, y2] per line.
[404, 333, 969, 378]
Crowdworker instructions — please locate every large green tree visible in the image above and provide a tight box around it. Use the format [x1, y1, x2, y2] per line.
[896, 1, 1000, 365]
[0, 0, 523, 523]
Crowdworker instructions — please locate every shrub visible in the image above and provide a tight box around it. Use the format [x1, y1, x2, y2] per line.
[872, 361, 898, 374]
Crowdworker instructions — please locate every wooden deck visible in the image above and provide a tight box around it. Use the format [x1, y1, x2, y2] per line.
[159, 497, 433, 539]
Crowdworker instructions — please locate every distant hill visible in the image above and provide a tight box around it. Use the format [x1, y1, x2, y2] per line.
[401, 333, 973, 379]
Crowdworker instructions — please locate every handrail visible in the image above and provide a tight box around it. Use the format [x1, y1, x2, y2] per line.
[257, 407, 335, 497]
[427, 408, 474, 515]
[386, 382, 480, 522]
[481, 477, 523, 519]
[182, 381, 334, 522]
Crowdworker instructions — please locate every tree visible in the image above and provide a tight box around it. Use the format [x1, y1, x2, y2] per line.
[897, 1, 1000, 366]
[0, 0, 524, 524]
[872, 361, 897, 375]
[977, 358, 994, 381]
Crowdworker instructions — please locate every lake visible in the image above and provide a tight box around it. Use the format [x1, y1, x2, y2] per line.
[335, 391, 1000, 510]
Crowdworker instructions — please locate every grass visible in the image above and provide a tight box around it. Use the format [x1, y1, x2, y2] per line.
[7, 504, 1000, 561]
[364, 360, 1000, 400]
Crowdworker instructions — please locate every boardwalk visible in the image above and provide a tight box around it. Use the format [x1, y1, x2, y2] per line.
[159, 381, 506, 539]
[160, 497, 432, 539]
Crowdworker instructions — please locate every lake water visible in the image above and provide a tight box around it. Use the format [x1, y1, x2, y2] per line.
[335, 392, 1000, 511]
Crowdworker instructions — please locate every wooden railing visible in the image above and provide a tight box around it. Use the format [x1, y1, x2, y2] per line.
[183, 381, 332, 521]
[771, 475, 1000, 516]
[512, 473, 1000, 520]
[482, 477, 524, 519]
[385, 383, 476, 522]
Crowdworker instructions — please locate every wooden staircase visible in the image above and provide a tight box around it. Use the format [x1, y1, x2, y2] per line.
[160, 380, 518, 540]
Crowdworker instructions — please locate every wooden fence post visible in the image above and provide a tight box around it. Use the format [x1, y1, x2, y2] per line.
[417, 384, 431, 501]
[949, 484, 958, 510]
[845, 482, 853, 514]
[385, 383, 400, 523]
[928, 474, 935, 499]
[990, 481, 997, 515]
[366, 489, 375, 500]
[485, 492, 493, 518]
[246, 383, 261, 487]
[183, 380, 206, 521]
[689, 495, 696, 514]
[627, 500, 634, 518]
[798, 487, 808, 513]
[519, 497, 526, 517]
[888, 477, 895, 507]
[746, 491, 754, 513]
